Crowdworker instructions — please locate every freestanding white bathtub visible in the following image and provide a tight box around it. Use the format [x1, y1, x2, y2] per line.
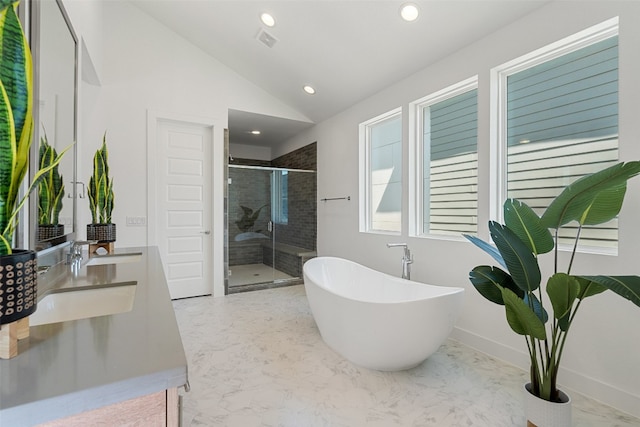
[303, 256, 464, 371]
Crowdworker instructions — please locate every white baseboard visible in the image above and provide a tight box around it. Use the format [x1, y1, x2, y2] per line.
[451, 326, 640, 419]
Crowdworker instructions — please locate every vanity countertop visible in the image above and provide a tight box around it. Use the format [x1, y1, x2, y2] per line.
[0, 246, 188, 426]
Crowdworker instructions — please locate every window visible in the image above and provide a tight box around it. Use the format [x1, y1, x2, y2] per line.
[359, 108, 402, 233]
[493, 18, 619, 251]
[413, 77, 478, 237]
[272, 170, 288, 224]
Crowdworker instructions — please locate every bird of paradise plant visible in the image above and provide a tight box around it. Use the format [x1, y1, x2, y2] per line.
[235, 204, 267, 233]
[465, 161, 640, 403]
[0, 1, 70, 255]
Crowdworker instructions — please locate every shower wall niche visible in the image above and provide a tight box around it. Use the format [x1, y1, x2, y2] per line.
[227, 143, 317, 292]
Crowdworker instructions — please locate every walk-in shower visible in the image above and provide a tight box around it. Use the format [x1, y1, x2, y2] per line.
[226, 164, 317, 293]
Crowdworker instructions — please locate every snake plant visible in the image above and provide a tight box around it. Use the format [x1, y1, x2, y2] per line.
[0, 1, 69, 255]
[38, 132, 64, 226]
[88, 134, 114, 224]
[465, 161, 640, 403]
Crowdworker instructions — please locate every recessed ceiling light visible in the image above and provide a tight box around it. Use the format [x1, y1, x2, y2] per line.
[400, 3, 420, 22]
[250, 130, 261, 135]
[303, 85, 316, 95]
[260, 12, 276, 27]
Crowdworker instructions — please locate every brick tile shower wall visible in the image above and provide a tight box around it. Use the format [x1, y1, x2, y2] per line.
[272, 143, 317, 251]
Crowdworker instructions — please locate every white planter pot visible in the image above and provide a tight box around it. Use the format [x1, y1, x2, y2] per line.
[524, 383, 572, 427]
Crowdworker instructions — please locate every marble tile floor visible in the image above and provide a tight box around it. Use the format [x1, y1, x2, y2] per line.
[172, 285, 639, 427]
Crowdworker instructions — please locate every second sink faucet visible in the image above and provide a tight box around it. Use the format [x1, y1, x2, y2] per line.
[68, 240, 98, 265]
[387, 243, 413, 280]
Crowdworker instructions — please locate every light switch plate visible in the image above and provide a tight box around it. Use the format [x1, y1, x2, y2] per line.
[126, 216, 147, 226]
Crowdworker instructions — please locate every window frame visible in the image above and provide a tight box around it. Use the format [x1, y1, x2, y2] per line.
[271, 169, 288, 225]
[409, 76, 479, 240]
[359, 107, 403, 235]
[490, 17, 619, 254]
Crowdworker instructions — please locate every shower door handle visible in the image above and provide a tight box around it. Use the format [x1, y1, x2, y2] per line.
[267, 221, 273, 232]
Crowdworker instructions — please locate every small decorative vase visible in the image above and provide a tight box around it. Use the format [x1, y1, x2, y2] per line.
[0, 249, 38, 359]
[87, 223, 116, 242]
[37, 224, 65, 241]
[524, 383, 572, 427]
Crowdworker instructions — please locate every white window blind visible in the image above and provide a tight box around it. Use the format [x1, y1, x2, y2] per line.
[506, 34, 618, 249]
[421, 86, 478, 236]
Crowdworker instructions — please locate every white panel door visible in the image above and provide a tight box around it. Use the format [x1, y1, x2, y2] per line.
[157, 120, 212, 299]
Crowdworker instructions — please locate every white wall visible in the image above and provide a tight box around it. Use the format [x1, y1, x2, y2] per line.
[229, 143, 272, 161]
[63, 0, 104, 75]
[285, 1, 640, 417]
[61, 0, 310, 299]
[63, 0, 308, 239]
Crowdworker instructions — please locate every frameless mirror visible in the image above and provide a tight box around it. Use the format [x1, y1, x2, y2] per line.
[29, 0, 78, 252]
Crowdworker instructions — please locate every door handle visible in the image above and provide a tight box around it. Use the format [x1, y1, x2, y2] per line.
[200, 230, 211, 235]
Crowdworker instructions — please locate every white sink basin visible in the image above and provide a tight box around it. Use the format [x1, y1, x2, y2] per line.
[30, 283, 137, 326]
[86, 252, 143, 266]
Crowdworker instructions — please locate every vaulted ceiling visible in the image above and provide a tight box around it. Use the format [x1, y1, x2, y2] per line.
[130, 0, 551, 149]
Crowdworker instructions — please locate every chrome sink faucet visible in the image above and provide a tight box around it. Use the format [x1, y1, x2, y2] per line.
[67, 240, 98, 267]
[387, 243, 413, 280]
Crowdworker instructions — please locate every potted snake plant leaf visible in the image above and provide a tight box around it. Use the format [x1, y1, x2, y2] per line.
[0, 0, 70, 358]
[87, 133, 116, 243]
[37, 132, 65, 240]
[464, 161, 640, 426]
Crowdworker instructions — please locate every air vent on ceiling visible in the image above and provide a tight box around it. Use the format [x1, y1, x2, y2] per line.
[256, 29, 278, 48]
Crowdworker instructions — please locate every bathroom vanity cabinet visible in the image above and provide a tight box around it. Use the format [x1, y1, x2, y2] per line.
[38, 388, 179, 426]
[0, 247, 187, 426]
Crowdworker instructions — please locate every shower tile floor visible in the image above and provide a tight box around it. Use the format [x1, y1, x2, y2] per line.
[172, 285, 639, 426]
[229, 263, 294, 287]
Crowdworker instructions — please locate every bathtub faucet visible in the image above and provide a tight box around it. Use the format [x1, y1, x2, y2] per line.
[386, 243, 413, 280]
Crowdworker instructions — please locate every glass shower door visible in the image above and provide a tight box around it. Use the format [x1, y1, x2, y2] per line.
[269, 169, 290, 284]
[228, 166, 275, 288]
[227, 165, 316, 292]
[269, 168, 316, 284]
